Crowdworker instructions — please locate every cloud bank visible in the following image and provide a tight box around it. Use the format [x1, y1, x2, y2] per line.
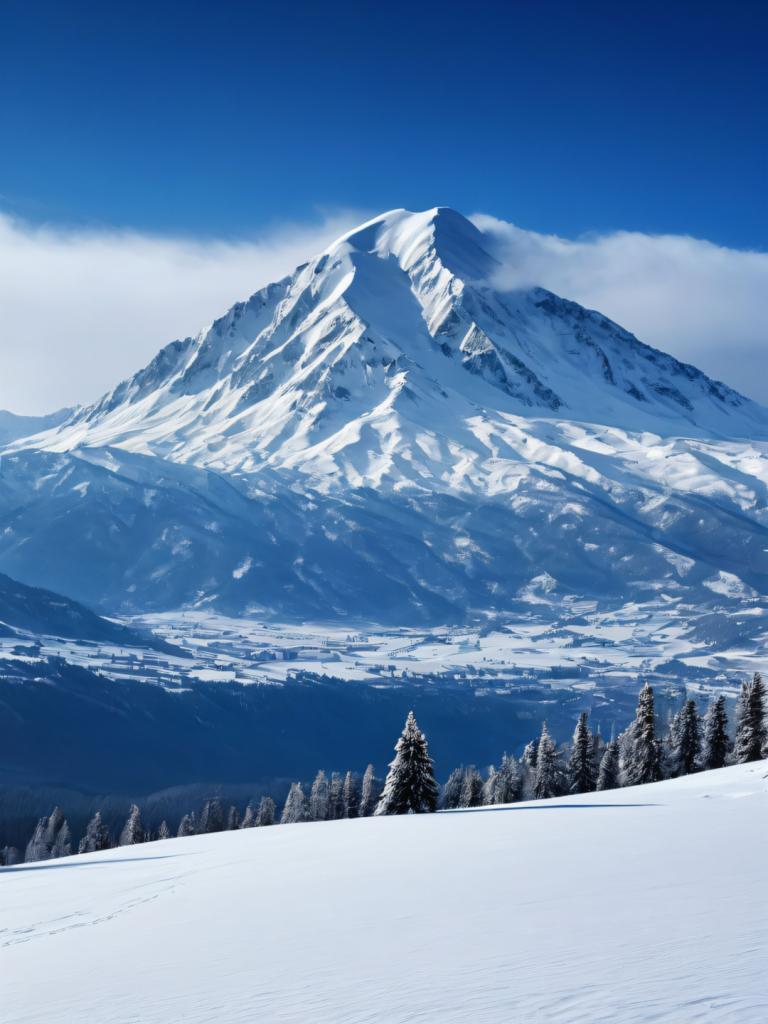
[472, 214, 768, 403]
[0, 211, 363, 414]
[0, 208, 765, 413]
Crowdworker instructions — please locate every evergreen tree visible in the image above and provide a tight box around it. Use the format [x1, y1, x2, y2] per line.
[343, 771, 360, 818]
[732, 673, 767, 763]
[78, 811, 111, 854]
[494, 753, 522, 804]
[459, 766, 484, 808]
[329, 772, 345, 820]
[281, 783, 310, 824]
[567, 712, 597, 793]
[119, 804, 145, 846]
[309, 770, 330, 822]
[674, 699, 702, 776]
[1, 846, 21, 866]
[358, 764, 382, 817]
[198, 799, 225, 834]
[522, 739, 538, 770]
[256, 795, 276, 826]
[701, 695, 730, 770]
[240, 803, 257, 828]
[226, 806, 240, 831]
[620, 682, 662, 786]
[375, 711, 439, 815]
[156, 820, 171, 841]
[177, 812, 197, 837]
[441, 767, 465, 810]
[596, 739, 620, 791]
[533, 723, 560, 800]
[25, 807, 70, 862]
[481, 766, 498, 806]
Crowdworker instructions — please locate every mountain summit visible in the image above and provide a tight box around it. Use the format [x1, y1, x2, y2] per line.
[2, 208, 767, 621]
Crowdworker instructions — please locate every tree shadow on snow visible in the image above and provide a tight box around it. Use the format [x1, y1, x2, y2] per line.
[443, 802, 659, 814]
[0, 854, 182, 874]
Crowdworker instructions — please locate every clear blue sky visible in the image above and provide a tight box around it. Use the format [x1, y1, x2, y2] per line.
[1, 0, 766, 248]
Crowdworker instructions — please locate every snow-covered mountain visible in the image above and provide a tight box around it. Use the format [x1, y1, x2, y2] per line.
[2, 207, 767, 622]
[4, 762, 767, 1023]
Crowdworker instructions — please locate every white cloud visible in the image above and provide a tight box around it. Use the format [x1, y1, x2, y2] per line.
[472, 214, 768, 403]
[0, 210, 364, 414]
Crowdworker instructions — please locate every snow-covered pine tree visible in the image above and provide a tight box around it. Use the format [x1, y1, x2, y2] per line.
[674, 699, 702, 776]
[240, 803, 257, 828]
[343, 771, 360, 818]
[358, 764, 382, 817]
[596, 739, 620, 791]
[177, 812, 197, 837]
[482, 766, 498, 806]
[459, 766, 484, 808]
[533, 723, 560, 800]
[329, 772, 345, 820]
[567, 712, 597, 794]
[309, 770, 330, 821]
[280, 783, 310, 824]
[198, 799, 225, 834]
[732, 673, 767, 763]
[375, 711, 439, 815]
[78, 810, 111, 854]
[1, 846, 21, 866]
[226, 806, 240, 831]
[619, 682, 662, 786]
[25, 807, 69, 862]
[494, 753, 522, 804]
[522, 739, 538, 770]
[119, 804, 145, 846]
[441, 767, 465, 809]
[157, 820, 171, 841]
[256, 795, 276, 826]
[701, 695, 730, 770]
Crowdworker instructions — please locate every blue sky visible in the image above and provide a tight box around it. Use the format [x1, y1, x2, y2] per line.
[2, 0, 766, 248]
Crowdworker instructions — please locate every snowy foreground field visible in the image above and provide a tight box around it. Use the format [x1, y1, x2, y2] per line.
[3, 763, 767, 1024]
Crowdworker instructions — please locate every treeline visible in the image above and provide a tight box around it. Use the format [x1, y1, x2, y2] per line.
[2, 675, 766, 867]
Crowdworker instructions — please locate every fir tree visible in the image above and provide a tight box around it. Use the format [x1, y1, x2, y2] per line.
[620, 682, 662, 786]
[596, 739, 620, 791]
[329, 772, 345, 820]
[701, 695, 730, 770]
[25, 807, 70, 862]
[256, 795, 276, 826]
[1, 846, 21, 866]
[309, 770, 330, 822]
[567, 712, 597, 794]
[156, 820, 171, 841]
[281, 783, 310, 824]
[343, 771, 360, 818]
[441, 767, 465, 810]
[226, 806, 240, 831]
[459, 766, 484, 808]
[522, 739, 538, 770]
[375, 711, 439, 815]
[177, 812, 197, 837]
[78, 811, 111, 854]
[118, 804, 145, 846]
[240, 803, 257, 828]
[494, 753, 522, 804]
[359, 764, 383, 817]
[198, 799, 225, 834]
[732, 673, 767, 763]
[674, 699, 702, 776]
[533, 723, 560, 800]
[481, 766, 498, 806]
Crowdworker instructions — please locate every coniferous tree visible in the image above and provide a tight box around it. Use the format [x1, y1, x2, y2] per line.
[701, 695, 730, 770]
[25, 807, 70, 862]
[156, 820, 171, 841]
[459, 766, 484, 808]
[481, 766, 498, 806]
[1, 846, 21, 866]
[375, 711, 439, 815]
[256, 795, 276, 826]
[494, 753, 522, 804]
[119, 804, 145, 846]
[177, 812, 197, 837]
[441, 767, 465, 810]
[596, 739, 620, 791]
[226, 806, 240, 831]
[281, 783, 310, 824]
[732, 673, 767, 763]
[567, 712, 597, 794]
[309, 770, 330, 822]
[343, 771, 360, 818]
[78, 811, 111, 854]
[620, 682, 662, 786]
[533, 723, 560, 800]
[359, 764, 383, 817]
[674, 699, 702, 776]
[522, 739, 538, 771]
[240, 803, 257, 828]
[329, 772, 345, 820]
[198, 799, 225, 834]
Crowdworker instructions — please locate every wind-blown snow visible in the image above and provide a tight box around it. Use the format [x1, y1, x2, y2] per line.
[2, 762, 767, 1023]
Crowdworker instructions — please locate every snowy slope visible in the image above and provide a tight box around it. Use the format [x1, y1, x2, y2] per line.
[1, 207, 768, 621]
[3, 762, 767, 1023]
